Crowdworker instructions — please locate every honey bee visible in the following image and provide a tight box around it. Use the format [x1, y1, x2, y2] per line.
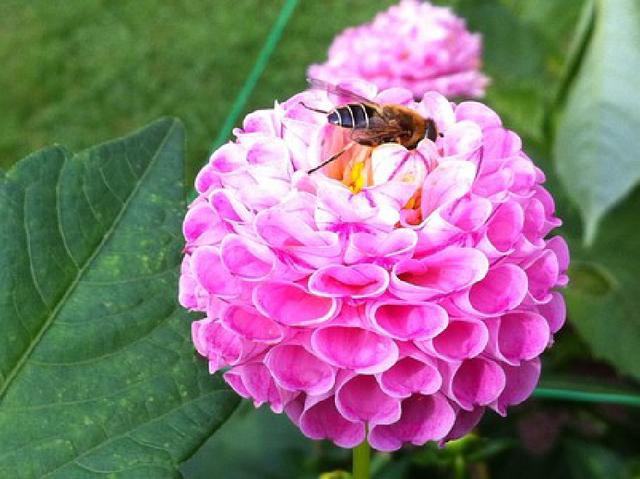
[302, 78, 440, 174]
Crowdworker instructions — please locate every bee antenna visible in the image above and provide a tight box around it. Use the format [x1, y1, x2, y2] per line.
[307, 142, 354, 174]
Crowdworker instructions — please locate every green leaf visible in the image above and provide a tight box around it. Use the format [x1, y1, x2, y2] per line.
[0, 118, 239, 478]
[554, 0, 640, 244]
[563, 187, 640, 381]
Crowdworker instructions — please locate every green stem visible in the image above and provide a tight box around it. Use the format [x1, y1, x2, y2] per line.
[352, 440, 371, 479]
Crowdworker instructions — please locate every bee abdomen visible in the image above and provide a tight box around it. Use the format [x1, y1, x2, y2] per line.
[328, 103, 370, 129]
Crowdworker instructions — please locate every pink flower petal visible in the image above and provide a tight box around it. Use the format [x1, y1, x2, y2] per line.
[455, 102, 501, 129]
[420, 160, 477, 218]
[493, 358, 541, 415]
[209, 142, 246, 174]
[537, 291, 566, 334]
[190, 246, 241, 299]
[311, 326, 399, 374]
[445, 357, 506, 410]
[336, 374, 402, 425]
[192, 318, 265, 369]
[221, 304, 285, 344]
[183, 201, 227, 246]
[378, 356, 442, 398]
[463, 264, 529, 316]
[441, 406, 485, 443]
[231, 362, 292, 412]
[479, 201, 524, 257]
[300, 397, 366, 448]
[209, 188, 253, 224]
[253, 281, 338, 326]
[440, 121, 483, 159]
[547, 236, 570, 286]
[308, 264, 389, 298]
[485, 311, 550, 365]
[265, 344, 336, 395]
[344, 229, 417, 264]
[524, 249, 560, 304]
[427, 317, 488, 360]
[220, 234, 276, 281]
[368, 299, 448, 340]
[391, 247, 489, 301]
[368, 393, 456, 451]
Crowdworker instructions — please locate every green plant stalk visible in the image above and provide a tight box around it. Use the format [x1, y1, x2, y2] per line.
[533, 387, 640, 407]
[353, 440, 371, 479]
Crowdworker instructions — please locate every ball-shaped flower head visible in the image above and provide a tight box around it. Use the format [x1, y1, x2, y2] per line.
[308, 0, 490, 100]
[179, 79, 568, 451]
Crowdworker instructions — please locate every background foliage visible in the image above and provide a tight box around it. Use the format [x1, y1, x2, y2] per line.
[1, 0, 639, 478]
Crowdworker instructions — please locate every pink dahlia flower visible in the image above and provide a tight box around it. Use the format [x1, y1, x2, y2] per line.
[308, 0, 489, 100]
[180, 80, 568, 451]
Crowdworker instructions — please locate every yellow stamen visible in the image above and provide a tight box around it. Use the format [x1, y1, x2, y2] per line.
[350, 161, 366, 193]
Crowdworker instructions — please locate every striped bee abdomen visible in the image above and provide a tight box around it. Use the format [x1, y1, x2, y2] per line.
[328, 103, 372, 129]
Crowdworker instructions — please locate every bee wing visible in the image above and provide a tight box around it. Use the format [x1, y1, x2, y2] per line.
[350, 122, 411, 146]
[307, 77, 377, 105]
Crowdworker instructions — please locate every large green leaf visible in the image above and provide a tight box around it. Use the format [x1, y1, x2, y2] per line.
[554, 0, 640, 244]
[563, 186, 640, 381]
[0, 118, 238, 478]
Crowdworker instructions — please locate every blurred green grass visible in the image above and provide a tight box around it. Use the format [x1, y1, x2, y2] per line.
[0, 0, 398, 182]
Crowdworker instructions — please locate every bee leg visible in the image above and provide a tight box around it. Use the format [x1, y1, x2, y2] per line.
[307, 142, 354, 174]
[299, 102, 330, 114]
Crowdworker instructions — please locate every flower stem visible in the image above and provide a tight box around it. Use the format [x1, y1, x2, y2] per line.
[352, 440, 371, 479]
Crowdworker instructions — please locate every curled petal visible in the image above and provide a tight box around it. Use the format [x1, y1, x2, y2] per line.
[192, 318, 265, 370]
[311, 326, 399, 374]
[183, 201, 227, 247]
[440, 121, 483, 159]
[220, 234, 276, 281]
[391, 247, 489, 301]
[485, 311, 550, 365]
[443, 357, 506, 410]
[336, 374, 402, 425]
[424, 317, 488, 361]
[209, 188, 253, 225]
[344, 228, 417, 264]
[455, 102, 501, 130]
[209, 142, 246, 174]
[547, 236, 570, 286]
[224, 363, 294, 413]
[367, 299, 448, 341]
[253, 281, 338, 326]
[308, 264, 389, 298]
[537, 291, 566, 334]
[453, 264, 528, 317]
[368, 394, 456, 451]
[478, 201, 524, 257]
[221, 304, 285, 344]
[420, 160, 477, 218]
[378, 356, 442, 398]
[441, 406, 485, 444]
[190, 246, 241, 299]
[265, 344, 335, 395]
[299, 396, 366, 448]
[523, 249, 560, 304]
[493, 358, 541, 416]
